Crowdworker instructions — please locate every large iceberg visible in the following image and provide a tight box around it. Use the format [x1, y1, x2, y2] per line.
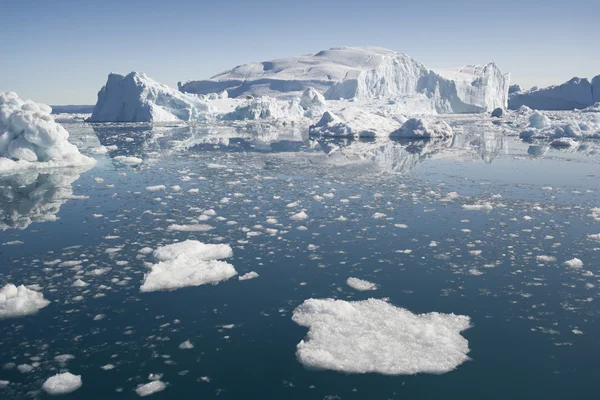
[180, 46, 509, 113]
[88, 72, 215, 122]
[509, 75, 600, 110]
[0, 92, 95, 171]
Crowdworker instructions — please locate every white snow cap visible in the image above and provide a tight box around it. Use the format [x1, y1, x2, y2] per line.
[0, 92, 95, 171]
[390, 118, 453, 138]
[292, 298, 471, 375]
[89, 72, 215, 122]
[135, 380, 166, 397]
[0, 284, 50, 319]
[140, 240, 237, 292]
[346, 277, 378, 291]
[41, 372, 82, 395]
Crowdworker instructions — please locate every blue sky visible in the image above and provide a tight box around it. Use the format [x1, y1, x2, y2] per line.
[2, 0, 598, 105]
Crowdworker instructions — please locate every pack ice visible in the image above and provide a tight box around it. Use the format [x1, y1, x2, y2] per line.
[140, 240, 237, 292]
[0, 92, 95, 171]
[292, 298, 471, 375]
[509, 75, 600, 110]
[88, 72, 216, 122]
[180, 46, 509, 113]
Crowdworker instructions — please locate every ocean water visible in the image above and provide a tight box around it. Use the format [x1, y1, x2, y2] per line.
[0, 120, 599, 399]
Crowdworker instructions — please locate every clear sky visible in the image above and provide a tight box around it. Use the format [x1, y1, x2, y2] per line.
[2, 0, 598, 105]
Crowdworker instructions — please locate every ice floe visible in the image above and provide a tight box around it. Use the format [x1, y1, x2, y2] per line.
[41, 372, 82, 395]
[0, 284, 50, 319]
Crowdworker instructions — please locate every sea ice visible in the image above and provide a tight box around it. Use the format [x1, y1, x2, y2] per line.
[41, 372, 82, 395]
[140, 240, 237, 292]
[389, 118, 453, 138]
[0, 284, 50, 319]
[135, 380, 166, 397]
[292, 298, 471, 375]
[239, 271, 259, 281]
[346, 277, 378, 291]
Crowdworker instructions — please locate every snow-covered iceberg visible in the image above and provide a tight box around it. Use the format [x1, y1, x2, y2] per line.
[0, 92, 95, 171]
[309, 108, 405, 138]
[509, 75, 600, 110]
[180, 46, 509, 113]
[292, 298, 471, 375]
[390, 118, 453, 138]
[88, 72, 215, 122]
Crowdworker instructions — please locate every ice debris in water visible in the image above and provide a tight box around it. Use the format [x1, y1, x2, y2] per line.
[0, 92, 95, 171]
[563, 258, 583, 269]
[41, 372, 82, 395]
[292, 298, 471, 375]
[140, 240, 237, 292]
[346, 277, 378, 291]
[238, 271, 259, 281]
[135, 380, 166, 397]
[179, 340, 194, 350]
[0, 284, 50, 319]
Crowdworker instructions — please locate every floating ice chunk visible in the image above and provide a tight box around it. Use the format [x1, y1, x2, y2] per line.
[529, 111, 550, 129]
[72, 279, 89, 287]
[292, 298, 471, 375]
[0, 284, 50, 319]
[372, 212, 386, 219]
[239, 271, 259, 281]
[588, 233, 600, 241]
[146, 185, 166, 192]
[390, 118, 453, 138]
[41, 372, 82, 395]
[101, 364, 115, 370]
[550, 137, 578, 148]
[291, 211, 308, 221]
[536, 255, 556, 262]
[0, 380, 8, 388]
[462, 203, 493, 211]
[223, 96, 304, 120]
[563, 258, 583, 269]
[18, 364, 33, 373]
[179, 340, 194, 349]
[140, 240, 236, 292]
[135, 380, 166, 397]
[113, 156, 142, 165]
[300, 88, 327, 118]
[309, 108, 403, 138]
[167, 224, 214, 232]
[346, 277, 378, 291]
[54, 354, 75, 363]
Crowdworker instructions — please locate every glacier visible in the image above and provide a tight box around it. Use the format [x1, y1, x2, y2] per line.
[179, 46, 509, 114]
[509, 75, 600, 110]
[88, 72, 216, 122]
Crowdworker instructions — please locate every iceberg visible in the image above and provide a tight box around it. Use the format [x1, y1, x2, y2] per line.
[0, 92, 95, 171]
[509, 75, 600, 110]
[180, 46, 509, 113]
[389, 118, 453, 138]
[88, 72, 215, 122]
[309, 108, 405, 138]
[41, 372, 82, 395]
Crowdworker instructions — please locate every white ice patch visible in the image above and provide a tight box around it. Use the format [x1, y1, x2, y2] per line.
[563, 258, 583, 269]
[462, 203, 493, 211]
[140, 240, 237, 292]
[135, 380, 166, 397]
[0, 284, 50, 319]
[167, 224, 214, 232]
[346, 277, 378, 291]
[291, 211, 308, 221]
[390, 118, 453, 138]
[238, 271, 259, 281]
[41, 372, 82, 395]
[292, 298, 471, 375]
[179, 340, 194, 349]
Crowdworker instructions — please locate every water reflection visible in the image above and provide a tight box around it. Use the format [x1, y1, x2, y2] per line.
[0, 166, 92, 230]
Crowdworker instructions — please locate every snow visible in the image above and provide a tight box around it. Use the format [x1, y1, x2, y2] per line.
[509, 75, 600, 110]
[140, 240, 237, 292]
[88, 72, 215, 122]
[346, 277, 378, 291]
[292, 298, 471, 375]
[180, 46, 508, 113]
[0, 92, 95, 171]
[41, 372, 82, 395]
[309, 108, 405, 138]
[239, 271, 259, 281]
[135, 380, 166, 396]
[0, 284, 50, 319]
[390, 118, 453, 138]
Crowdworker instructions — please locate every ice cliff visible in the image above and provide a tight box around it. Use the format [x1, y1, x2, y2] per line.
[179, 46, 509, 113]
[88, 72, 215, 122]
[509, 75, 600, 110]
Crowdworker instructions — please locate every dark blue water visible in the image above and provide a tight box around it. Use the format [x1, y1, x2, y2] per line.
[0, 122, 599, 399]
